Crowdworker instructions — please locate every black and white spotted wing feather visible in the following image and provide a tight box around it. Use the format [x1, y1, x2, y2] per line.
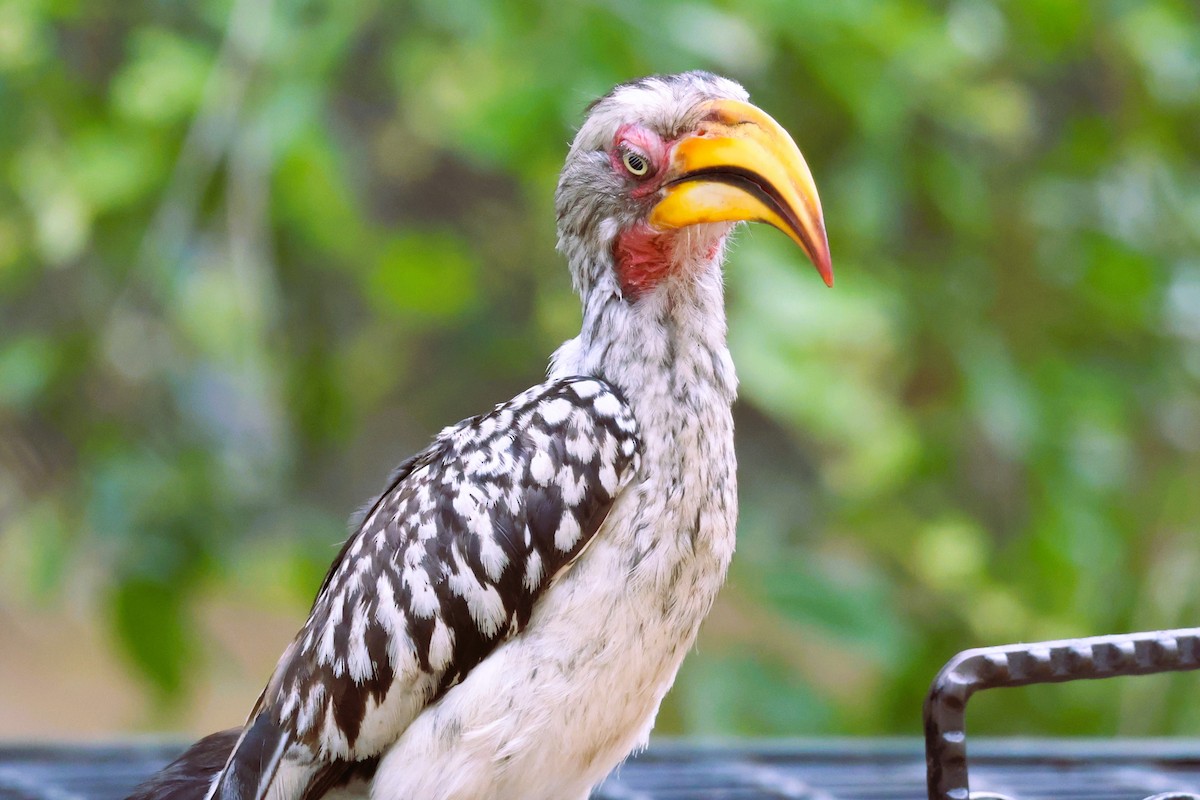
[200, 376, 640, 800]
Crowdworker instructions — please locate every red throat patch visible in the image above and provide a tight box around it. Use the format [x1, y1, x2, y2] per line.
[613, 224, 725, 299]
[613, 224, 673, 299]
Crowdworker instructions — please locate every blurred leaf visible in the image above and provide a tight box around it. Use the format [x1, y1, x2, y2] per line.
[0, 336, 57, 410]
[753, 552, 907, 661]
[0, 2, 47, 72]
[110, 577, 194, 703]
[675, 652, 833, 735]
[69, 129, 165, 212]
[111, 29, 214, 124]
[368, 231, 479, 319]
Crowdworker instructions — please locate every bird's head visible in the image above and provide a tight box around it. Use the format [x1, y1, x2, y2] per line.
[556, 71, 832, 301]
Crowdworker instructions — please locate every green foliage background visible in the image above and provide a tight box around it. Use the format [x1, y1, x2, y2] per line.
[2, 0, 1200, 737]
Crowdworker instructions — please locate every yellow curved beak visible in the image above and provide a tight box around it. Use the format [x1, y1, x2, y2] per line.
[649, 98, 833, 287]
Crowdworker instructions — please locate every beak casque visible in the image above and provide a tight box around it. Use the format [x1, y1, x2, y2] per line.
[648, 98, 833, 287]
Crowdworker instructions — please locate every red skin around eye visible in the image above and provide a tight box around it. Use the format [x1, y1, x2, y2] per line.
[610, 124, 671, 198]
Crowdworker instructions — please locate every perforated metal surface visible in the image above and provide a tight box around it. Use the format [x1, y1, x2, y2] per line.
[3, 740, 1200, 800]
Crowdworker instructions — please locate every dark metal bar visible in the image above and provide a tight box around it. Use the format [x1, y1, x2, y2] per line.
[924, 627, 1200, 800]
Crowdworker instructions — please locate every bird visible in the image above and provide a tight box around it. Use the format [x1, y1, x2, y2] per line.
[126, 70, 832, 800]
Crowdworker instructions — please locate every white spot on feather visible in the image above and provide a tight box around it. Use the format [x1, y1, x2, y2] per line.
[566, 428, 596, 462]
[428, 618, 454, 670]
[593, 391, 623, 419]
[453, 483, 483, 519]
[402, 548, 440, 618]
[554, 511, 582, 552]
[318, 601, 345, 666]
[540, 397, 574, 425]
[375, 575, 419, 678]
[470, 513, 509, 581]
[530, 451, 554, 485]
[297, 682, 326, 735]
[321, 702, 351, 757]
[347, 601, 373, 682]
[524, 550, 543, 590]
[477, 415, 497, 439]
[526, 425, 552, 450]
[599, 464, 619, 494]
[570, 379, 602, 399]
[448, 547, 507, 636]
[557, 465, 587, 506]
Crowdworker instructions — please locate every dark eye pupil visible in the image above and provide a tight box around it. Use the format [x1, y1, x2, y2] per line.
[627, 153, 646, 173]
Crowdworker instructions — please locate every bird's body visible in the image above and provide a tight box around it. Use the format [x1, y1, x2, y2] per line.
[127, 72, 830, 800]
[372, 254, 740, 800]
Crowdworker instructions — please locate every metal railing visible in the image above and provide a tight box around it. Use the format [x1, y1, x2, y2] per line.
[924, 627, 1200, 800]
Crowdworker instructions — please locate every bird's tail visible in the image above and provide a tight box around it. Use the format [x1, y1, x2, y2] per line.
[125, 709, 292, 800]
[126, 713, 295, 800]
[127, 714, 371, 800]
[125, 728, 240, 800]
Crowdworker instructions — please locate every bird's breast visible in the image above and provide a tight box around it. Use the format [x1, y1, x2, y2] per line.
[372, 378, 738, 800]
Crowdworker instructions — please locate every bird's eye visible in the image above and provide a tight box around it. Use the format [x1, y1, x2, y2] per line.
[622, 150, 650, 177]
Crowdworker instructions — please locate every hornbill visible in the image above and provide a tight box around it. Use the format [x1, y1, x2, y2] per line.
[127, 71, 832, 800]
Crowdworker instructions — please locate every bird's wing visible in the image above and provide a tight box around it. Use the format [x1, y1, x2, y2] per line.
[208, 376, 641, 800]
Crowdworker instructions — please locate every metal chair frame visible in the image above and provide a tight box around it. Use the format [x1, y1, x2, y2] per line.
[924, 627, 1200, 800]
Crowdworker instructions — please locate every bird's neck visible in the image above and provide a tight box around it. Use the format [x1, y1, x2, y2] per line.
[549, 233, 739, 411]
[551, 229, 740, 581]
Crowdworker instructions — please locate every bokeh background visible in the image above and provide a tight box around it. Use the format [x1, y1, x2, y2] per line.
[3, 0, 1200, 741]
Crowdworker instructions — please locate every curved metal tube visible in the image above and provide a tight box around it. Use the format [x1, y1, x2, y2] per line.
[924, 627, 1200, 800]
